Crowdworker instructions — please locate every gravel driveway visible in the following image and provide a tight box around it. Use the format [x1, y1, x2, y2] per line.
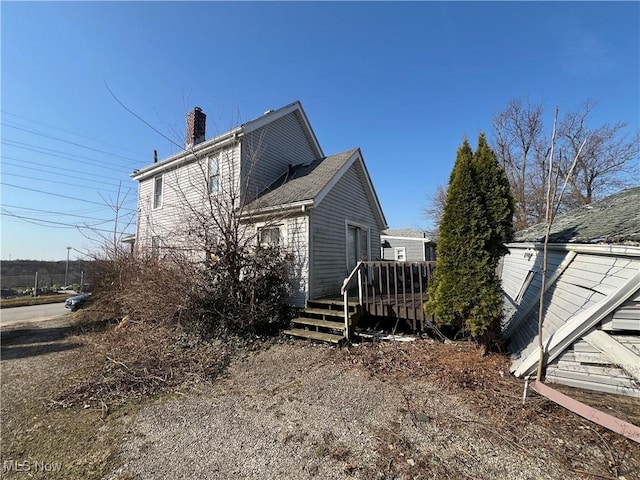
[108, 343, 579, 480]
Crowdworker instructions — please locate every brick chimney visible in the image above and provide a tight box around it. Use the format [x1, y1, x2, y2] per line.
[186, 107, 206, 149]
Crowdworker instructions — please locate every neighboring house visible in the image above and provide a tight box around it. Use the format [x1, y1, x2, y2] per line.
[500, 187, 640, 397]
[130, 101, 387, 307]
[381, 228, 435, 262]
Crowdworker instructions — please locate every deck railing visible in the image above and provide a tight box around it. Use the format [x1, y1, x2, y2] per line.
[342, 261, 436, 335]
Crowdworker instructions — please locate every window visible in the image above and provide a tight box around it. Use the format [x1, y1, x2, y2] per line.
[394, 247, 406, 262]
[208, 154, 219, 194]
[259, 225, 282, 246]
[153, 175, 163, 209]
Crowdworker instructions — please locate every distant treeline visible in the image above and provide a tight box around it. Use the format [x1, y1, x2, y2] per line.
[1, 260, 91, 289]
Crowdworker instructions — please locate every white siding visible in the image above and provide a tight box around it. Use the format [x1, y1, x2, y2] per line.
[601, 288, 640, 332]
[136, 144, 241, 258]
[501, 243, 640, 396]
[242, 111, 319, 201]
[546, 336, 640, 397]
[309, 161, 384, 299]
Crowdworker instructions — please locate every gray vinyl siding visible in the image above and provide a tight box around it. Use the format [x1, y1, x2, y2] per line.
[381, 238, 427, 261]
[136, 144, 241, 258]
[242, 111, 319, 202]
[309, 161, 383, 299]
[545, 336, 640, 397]
[283, 215, 309, 307]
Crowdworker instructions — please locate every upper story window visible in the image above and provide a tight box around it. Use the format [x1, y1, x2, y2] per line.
[153, 175, 163, 209]
[394, 247, 406, 262]
[209, 154, 220, 194]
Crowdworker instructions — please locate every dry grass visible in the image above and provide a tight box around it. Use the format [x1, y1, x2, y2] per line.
[343, 339, 640, 479]
[51, 320, 233, 409]
[0, 295, 67, 308]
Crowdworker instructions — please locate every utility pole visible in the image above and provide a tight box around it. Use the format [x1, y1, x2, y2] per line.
[65, 246, 72, 288]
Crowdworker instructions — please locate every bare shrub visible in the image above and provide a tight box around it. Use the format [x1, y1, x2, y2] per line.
[189, 244, 293, 337]
[52, 321, 232, 408]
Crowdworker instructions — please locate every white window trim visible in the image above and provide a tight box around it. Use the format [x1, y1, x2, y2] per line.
[153, 175, 163, 209]
[208, 153, 220, 194]
[394, 247, 406, 262]
[257, 223, 285, 247]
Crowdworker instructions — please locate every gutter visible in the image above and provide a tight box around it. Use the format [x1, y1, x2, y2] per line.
[131, 128, 243, 181]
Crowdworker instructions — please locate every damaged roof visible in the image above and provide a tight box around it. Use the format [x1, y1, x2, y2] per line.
[514, 187, 640, 244]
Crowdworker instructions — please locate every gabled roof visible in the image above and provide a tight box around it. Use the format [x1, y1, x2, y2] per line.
[245, 148, 388, 228]
[382, 228, 430, 240]
[515, 187, 640, 245]
[131, 100, 322, 182]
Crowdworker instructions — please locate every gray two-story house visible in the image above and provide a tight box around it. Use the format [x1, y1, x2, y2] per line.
[130, 101, 387, 307]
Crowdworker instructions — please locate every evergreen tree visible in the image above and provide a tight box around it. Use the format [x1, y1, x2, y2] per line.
[426, 135, 515, 349]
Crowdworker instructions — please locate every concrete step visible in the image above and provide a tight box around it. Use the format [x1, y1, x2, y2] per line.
[283, 328, 344, 344]
[292, 317, 345, 331]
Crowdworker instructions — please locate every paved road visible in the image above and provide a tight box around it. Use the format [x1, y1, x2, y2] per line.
[0, 302, 69, 327]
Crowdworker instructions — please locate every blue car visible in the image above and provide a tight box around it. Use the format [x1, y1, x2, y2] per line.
[65, 293, 91, 312]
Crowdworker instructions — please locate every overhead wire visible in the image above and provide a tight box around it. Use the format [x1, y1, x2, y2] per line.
[2, 156, 134, 184]
[2, 171, 135, 195]
[2, 139, 142, 174]
[1, 110, 151, 158]
[1, 182, 137, 211]
[2, 122, 146, 167]
[2, 209, 134, 235]
[1, 203, 126, 222]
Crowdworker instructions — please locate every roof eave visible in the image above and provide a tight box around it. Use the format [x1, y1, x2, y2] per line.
[130, 127, 243, 181]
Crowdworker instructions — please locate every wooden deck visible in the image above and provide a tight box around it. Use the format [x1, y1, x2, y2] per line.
[321, 261, 436, 332]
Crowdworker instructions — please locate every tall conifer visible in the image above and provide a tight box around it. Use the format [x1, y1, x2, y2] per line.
[427, 135, 515, 349]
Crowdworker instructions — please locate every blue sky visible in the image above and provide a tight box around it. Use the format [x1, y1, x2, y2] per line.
[2, 1, 638, 260]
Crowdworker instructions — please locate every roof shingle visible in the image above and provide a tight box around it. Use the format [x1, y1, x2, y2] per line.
[514, 187, 640, 244]
[245, 148, 358, 210]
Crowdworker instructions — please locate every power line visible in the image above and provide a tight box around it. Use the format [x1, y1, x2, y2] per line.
[1, 204, 126, 222]
[1, 110, 151, 158]
[2, 209, 135, 235]
[1, 182, 137, 211]
[2, 171, 134, 195]
[3, 122, 145, 166]
[1, 156, 131, 184]
[2, 139, 138, 175]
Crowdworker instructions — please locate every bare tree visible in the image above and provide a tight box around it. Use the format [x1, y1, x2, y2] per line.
[422, 184, 448, 231]
[557, 100, 639, 209]
[492, 98, 639, 229]
[491, 99, 547, 230]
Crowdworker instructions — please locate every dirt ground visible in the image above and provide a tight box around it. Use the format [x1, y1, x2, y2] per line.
[1, 317, 639, 480]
